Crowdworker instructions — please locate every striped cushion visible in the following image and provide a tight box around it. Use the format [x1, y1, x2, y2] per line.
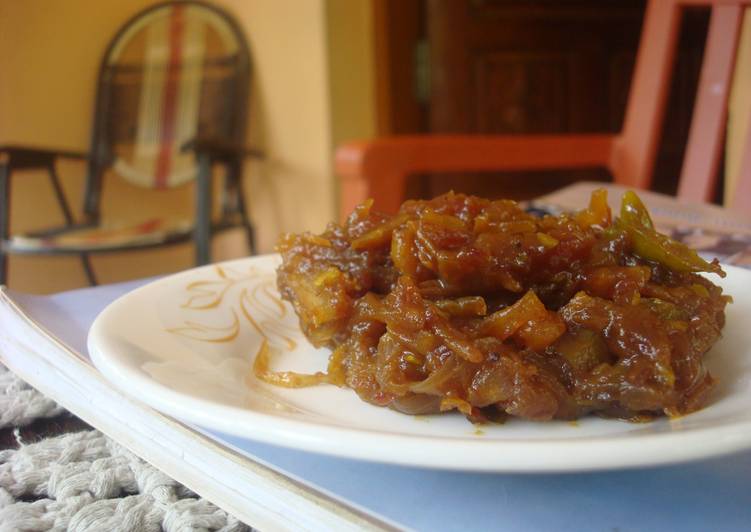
[9, 218, 193, 253]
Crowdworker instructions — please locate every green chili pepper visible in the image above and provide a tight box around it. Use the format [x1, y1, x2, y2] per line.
[620, 191, 655, 229]
[617, 191, 724, 277]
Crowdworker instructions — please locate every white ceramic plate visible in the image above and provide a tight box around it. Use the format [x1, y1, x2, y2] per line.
[88, 255, 751, 472]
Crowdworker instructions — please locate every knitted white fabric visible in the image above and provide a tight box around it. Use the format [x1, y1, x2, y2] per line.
[0, 365, 251, 532]
[0, 364, 64, 429]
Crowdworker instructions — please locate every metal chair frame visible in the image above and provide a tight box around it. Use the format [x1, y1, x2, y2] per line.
[0, 0, 260, 286]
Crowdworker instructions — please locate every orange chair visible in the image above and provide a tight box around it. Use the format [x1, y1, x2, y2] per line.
[336, 0, 751, 219]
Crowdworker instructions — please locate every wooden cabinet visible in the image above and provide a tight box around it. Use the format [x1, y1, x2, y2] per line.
[379, 1, 709, 200]
[428, 0, 645, 135]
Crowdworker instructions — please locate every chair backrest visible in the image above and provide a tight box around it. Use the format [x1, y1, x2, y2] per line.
[614, 0, 751, 210]
[84, 1, 250, 217]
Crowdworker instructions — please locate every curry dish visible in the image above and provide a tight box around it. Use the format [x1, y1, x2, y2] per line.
[266, 190, 729, 423]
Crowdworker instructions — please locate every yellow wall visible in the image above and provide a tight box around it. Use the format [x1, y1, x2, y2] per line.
[326, 0, 378, 209]
[326, 0, 377, 148]
[0, 0, 374, 293]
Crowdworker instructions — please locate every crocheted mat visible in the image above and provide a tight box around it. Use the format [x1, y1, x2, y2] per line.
[0, 363, 251, 532]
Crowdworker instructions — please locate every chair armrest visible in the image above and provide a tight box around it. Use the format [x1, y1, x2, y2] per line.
[0, 145, 88, 170]
[181, 137, 265, 162]
[335, 134, 616, 218]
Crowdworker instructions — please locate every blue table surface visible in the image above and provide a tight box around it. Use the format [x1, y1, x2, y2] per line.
[213, 429, 751, 532]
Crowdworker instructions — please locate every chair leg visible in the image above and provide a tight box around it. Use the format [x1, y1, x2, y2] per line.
[235, 178, 256, 255]
[242, 208, 256, 256]
[49, 161, 97, 285]
[0, 250, 6, 286]
[0, 161, 10, 285]
[227, 159, 256, 255]
[80, 253, 97, 285]
[195, 153, 212, 265]
[48, 162, 74, 225]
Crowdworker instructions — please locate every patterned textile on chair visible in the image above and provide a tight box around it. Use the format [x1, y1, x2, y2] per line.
[109, 4, 240, 190]
[8, 219, 194, 253]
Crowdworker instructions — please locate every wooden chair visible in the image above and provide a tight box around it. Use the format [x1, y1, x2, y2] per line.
[0, 1, 261, 286]
[336, 0, 751, 219]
